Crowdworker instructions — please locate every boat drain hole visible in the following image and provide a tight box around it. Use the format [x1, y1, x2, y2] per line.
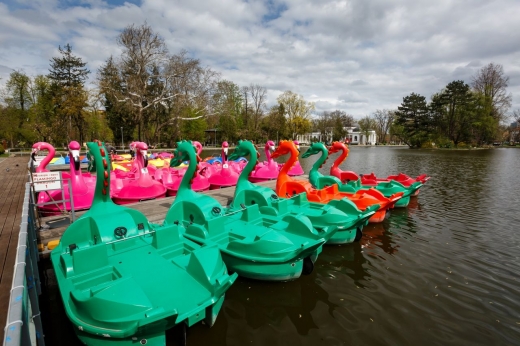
[114, 227, 127, 238]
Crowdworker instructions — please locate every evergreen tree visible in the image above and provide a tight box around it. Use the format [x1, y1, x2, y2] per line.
[97, 56, 136, 146]
[48, 43, 90, 144]
[395, 93, 430, 148]
[430, 81, 476, 145]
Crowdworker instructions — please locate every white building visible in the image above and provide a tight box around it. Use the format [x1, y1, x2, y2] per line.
[295, 131, 332, 145]
[295, 125, 376, 145]
[344, 126, 376, 145]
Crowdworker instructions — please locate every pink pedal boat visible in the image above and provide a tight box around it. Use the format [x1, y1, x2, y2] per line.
[111, 141, 167, 204]
[249, 140, 279, 182]
[34, 141, 96, 216]
[208, 141, 239, 189]
[161, 143, 210, 196]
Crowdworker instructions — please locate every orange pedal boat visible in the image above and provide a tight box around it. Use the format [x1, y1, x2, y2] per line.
[271, 140, 403, 223]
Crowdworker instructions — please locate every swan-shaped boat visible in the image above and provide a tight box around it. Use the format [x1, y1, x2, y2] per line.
[111, 142, 167, 204]
[34, 141, 96, 216]
[327, 142, 429, 197]
[229, 140, 376, 244]
[360, 172, 430, 197]
[162, 140, 325, 281]
[272, 141, 401, 223]
[287, 140, 305, 176]
[51, 141, 236, 345]
[310, 141, 422, 208]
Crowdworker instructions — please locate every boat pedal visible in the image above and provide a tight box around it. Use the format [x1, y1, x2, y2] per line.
[46, 217, 70, 229]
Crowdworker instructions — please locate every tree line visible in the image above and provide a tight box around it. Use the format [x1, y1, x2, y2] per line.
[309, 63, 516, 148]
[1, 23, 516, 150]
[0, 23, 316, 149]
[391, 63, 514, 148]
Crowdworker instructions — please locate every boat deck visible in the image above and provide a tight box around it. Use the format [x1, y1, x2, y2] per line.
[0, 156, 31, 341]
[37, 179, 281, 258]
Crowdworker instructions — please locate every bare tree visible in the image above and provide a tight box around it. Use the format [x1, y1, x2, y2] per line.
[110, 23, 176, 140]
[247, 84, 267, 139]
[471, 63, 512, 121]
[153, 50, 220, 141]
[372, 109, 395, 144]
[358, 115, 377, 145]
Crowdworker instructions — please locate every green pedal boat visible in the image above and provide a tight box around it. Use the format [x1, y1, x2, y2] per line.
[228, 140, 376, 244]
[305, 142, 422, 208]
[51, 141, 237, 346]
[163, 140, 325, 281]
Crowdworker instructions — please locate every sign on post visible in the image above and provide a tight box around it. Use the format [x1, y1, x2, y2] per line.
[32, 172, 62, 192]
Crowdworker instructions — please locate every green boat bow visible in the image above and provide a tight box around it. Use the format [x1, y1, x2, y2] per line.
[228, 140, 374, 244]
[163, 140, 326, 281]
[51, 141, 236, 346]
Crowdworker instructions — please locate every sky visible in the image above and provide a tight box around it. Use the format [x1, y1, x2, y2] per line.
[1, 0, 520, 119]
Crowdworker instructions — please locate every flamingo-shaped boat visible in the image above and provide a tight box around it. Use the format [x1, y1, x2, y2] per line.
[249, 140, 279, 182]
[272, 141, 401, 223]
[33, 141, 96, 216]
[208, 141, 239, 189]
[328, 141, 429, 197]
[111, 143, 162, 178]
[153, 142, 208, 195]
[163, 140, 325, 281]
[111, 141, 167, 204]
[204, 142, 247, 172]
[308, 142, 422, 208]
[162, 143, 210, 196]
[193, 141, 217, 178]
[229, 140, 376, 244]
[51, 140, 236, 345]
[31, 141, 54, 173]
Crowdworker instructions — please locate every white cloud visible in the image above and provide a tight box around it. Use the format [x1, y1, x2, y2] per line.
[1, 0, 520, 118]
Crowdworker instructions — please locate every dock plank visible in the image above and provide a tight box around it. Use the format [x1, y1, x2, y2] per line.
[0, 157, 31, 341]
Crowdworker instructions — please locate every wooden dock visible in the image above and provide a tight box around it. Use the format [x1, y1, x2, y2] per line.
[0, 156, 31, 341]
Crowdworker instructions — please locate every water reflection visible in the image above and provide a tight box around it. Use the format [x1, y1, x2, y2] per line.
[185, 274, 335, 345]
[362, 222, 399, 256]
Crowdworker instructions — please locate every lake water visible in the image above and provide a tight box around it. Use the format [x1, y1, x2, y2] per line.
[41, 146, 520, 345]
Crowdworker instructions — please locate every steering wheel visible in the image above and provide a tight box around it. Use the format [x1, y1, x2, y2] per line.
[114, 227, 128, 238]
